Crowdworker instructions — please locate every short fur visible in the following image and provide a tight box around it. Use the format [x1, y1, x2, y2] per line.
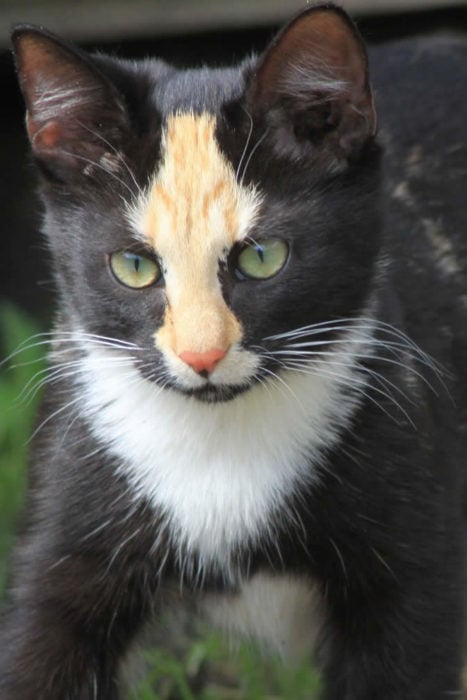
[1, 4, 467, 699]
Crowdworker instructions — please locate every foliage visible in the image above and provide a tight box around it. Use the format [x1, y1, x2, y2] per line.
[131, 637, 321, 699]
[0, 303, 46, 592]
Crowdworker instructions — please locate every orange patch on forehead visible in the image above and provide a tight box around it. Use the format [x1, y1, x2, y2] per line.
[138, 113, 261, 250]
[128, 112, 262, 358]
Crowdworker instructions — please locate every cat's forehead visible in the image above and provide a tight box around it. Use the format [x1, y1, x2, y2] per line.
[127, 111, 262, 358]
[152, 64, 248, 116]
[128, 111, 262, 256]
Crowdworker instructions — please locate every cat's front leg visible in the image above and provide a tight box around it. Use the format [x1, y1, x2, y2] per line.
[0, 538, 156, 700]
[0, 619, 121, 700]
[320, 573, 464, 700]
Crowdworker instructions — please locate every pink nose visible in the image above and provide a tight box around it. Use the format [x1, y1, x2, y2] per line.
[178, 348, 227, 375]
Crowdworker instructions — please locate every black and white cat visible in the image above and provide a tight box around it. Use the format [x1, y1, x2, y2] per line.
[1, 3, 467, 698]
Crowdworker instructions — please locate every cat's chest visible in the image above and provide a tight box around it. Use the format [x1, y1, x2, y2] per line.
[77, 345, 357, 573]
[204, 572, 322, 659]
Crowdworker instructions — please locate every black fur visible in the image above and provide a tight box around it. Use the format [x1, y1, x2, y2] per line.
[1, 4, 467, 698]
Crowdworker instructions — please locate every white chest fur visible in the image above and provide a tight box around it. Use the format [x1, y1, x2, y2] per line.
[204, 573, 323, 660]
[77, 342, 359, 577]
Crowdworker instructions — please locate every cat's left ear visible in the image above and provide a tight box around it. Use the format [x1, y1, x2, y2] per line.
[246, 4, 376, 167]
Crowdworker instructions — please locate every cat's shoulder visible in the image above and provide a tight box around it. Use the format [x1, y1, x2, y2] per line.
[370, 33, 467, 269]
[370, 33, 467, 148]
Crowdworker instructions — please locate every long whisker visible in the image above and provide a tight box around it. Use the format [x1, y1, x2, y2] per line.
[8, 330, 143, 402]
[265, 317, 444, 375]
[52, 367, 154, 455]
[76, 120, 143, 197]
[282, 359, 415, 427]
[235, 107, 254, 182]
[0, 333, 53, 369]
[28, 395, 85, 443]
[279, 336, 418, 359]
[53, 148, 136, 198]
[260, 366, 303, 408]
[265, 317, 427, 353]
[275, 348, 439, 396]
[254, 339, 413, 417]
[18, 356, 138, 406]
[252, 370, 276, 402]
[266, 332, 413, 420]
[281, 353, 415, 407]
[240, 128, 269, 185]
[2, 331, 143, 368]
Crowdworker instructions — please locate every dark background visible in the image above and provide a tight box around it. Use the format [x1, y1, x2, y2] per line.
[1, 4, 467, 326]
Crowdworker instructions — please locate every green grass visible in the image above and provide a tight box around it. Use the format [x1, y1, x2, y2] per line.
[0, 303, 46, 592]
[0, 303, 321, 699]
[131, 640, 321, 699]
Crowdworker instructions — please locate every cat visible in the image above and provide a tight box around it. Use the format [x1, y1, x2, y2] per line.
[1, 2, 467, 698]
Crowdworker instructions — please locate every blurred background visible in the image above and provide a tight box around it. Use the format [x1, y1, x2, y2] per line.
[0, 1, 466, 697]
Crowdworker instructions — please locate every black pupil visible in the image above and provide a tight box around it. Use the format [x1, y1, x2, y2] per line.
[255, 245, 265, 263]
[133, 256, 141, 272]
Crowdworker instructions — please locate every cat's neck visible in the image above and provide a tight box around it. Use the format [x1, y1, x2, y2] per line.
[64, 322, 373, 580]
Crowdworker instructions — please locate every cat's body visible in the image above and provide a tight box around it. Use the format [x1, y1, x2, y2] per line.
[1, 4, 467, 698]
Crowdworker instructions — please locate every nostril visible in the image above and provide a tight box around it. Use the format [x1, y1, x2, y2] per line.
[178, 348, 227, 375]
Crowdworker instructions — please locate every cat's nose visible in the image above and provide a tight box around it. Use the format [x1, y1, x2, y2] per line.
[178, 348, 226, 376]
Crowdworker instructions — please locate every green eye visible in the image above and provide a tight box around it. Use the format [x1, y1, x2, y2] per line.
[109, 251, 161, 289]
[236, 239, 289, 280]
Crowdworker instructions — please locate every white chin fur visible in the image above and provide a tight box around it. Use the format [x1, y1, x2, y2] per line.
[75, 333, 366, 583]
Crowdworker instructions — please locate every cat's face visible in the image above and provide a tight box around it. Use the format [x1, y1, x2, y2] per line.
[13, 5, 380, 403]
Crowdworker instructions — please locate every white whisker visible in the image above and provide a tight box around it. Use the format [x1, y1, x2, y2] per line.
[282, 353, 414, 407]
[17, 356, 137, 406]
[240, 128, 269, 185]
[235, 107, 254, 182]
[283, 359, 414, 427]
[275, 348, 438, 396]
[265, 317, 444, 376]
[54, 148, 136, 197]
[2, 330, 144, 369]
[260, 366, 303, 408]
[28, 395, 85, 443]
[76, 119, 143, 197]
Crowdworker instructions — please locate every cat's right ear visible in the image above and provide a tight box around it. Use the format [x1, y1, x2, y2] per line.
[11, 25, 130, 181]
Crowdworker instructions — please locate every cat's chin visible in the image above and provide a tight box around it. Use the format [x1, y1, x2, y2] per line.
[177, 382, 251, 403]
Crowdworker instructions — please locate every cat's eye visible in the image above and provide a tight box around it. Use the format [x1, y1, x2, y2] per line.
[236, 239, 289, 280]
[109, 251, 161, 289]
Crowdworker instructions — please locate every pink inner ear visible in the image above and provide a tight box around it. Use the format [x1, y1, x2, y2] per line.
[246, 5, 376, 161]
[252, 7, 370, 106]
[14, 28, 131, 173]
[27, 115, 62, 149]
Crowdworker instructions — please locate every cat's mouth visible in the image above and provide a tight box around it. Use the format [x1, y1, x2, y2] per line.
[137, 360, 254, 403]
[178, 381, 251, 404]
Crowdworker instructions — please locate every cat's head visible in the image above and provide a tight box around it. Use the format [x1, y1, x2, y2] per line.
[12, 4, 381, 403]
